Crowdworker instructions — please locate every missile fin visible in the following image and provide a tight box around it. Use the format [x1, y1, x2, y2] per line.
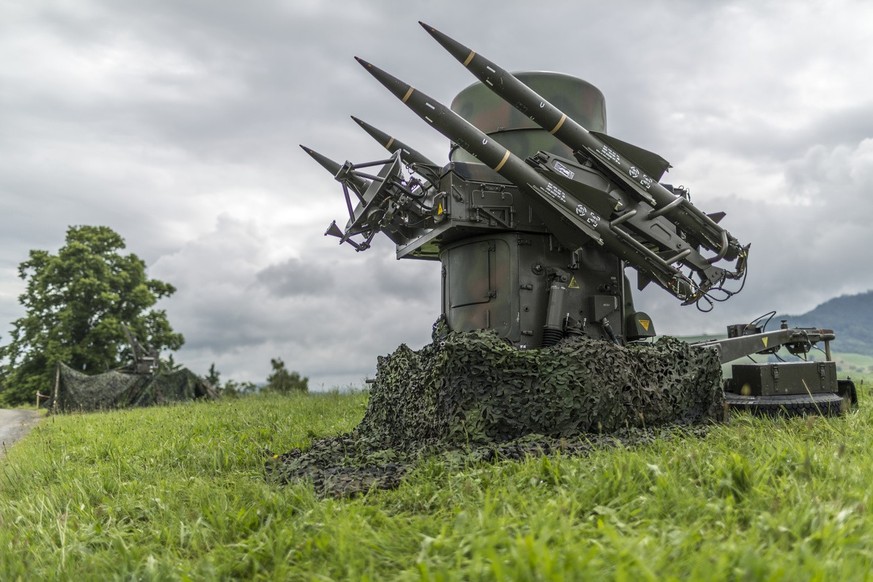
[588, 131, 672, 181]
[637, 271, 652, 291]
[707, 211, 726, 224]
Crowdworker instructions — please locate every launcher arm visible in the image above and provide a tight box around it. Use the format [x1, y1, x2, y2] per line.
[693, 327, 835, 364]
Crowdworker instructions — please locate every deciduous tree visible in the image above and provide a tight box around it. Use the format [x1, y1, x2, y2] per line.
[0, 226, 184, 405]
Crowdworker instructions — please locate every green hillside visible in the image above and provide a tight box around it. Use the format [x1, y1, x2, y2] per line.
[775, 290, 873, 356]
[830, 352, 873, 378]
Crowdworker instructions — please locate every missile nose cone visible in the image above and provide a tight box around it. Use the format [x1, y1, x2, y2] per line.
[300, 144, 322, 161]
[300, 144, 346, 177]
[355, 57, 414, 102]
[419, 22, 473, 64]
[350, 115, 372, 135]
[351, 115, 387, 143]
[351, 115, 383, 137]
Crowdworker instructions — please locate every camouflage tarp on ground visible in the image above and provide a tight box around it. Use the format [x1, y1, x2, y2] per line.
[49, 363, 217, 413]
[268, 329, 724, 496]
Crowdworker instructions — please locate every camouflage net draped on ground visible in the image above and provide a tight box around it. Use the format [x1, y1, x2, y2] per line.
[267, 330, 723, 496]
[49, 363, 217, 413]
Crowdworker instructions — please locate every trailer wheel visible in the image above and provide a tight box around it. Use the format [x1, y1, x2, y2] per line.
[838, 379, 858, 407]
[724, 392, 846, 417]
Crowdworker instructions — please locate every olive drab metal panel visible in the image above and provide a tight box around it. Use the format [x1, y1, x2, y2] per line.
[730, 361, 838, 396]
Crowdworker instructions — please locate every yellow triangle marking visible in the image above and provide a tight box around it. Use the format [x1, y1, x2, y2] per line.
[568, 276, 579, 289]
[762, 337, 769, 348]
[639, 319, 650, 331]
[437, 202, 444, 215]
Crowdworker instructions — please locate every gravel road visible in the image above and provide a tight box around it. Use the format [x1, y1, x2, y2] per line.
[0, 408, 41, 458]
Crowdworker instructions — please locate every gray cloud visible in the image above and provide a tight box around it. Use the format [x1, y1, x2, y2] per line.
[256, 257, 335, 297]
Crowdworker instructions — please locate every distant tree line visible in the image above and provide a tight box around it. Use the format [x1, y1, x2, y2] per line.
[205, 358, 308, 398]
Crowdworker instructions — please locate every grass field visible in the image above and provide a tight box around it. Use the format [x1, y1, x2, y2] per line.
[3, 387, 873, 580]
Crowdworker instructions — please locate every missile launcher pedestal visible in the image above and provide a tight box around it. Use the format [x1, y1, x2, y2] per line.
[403, 154, 642, 347]
[304, 23, 854, 416]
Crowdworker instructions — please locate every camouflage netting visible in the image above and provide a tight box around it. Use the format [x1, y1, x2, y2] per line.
[267, 328, 724, 497]
[49, 363, 217, 413]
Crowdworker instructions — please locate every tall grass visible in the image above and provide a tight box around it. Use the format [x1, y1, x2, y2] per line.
[2, 388, 873, 579]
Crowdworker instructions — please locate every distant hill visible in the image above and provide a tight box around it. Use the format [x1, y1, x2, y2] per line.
[774, 290, 873, 356]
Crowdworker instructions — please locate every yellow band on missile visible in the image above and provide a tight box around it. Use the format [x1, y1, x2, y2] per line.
[402, 87, 415, 103]
[385, 137, 395, 149]
[550, 113, 567, 135]
[464, 51, 476, 66]
[493, 150, 510, 172]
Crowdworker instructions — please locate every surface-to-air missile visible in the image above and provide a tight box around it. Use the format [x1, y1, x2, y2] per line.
[303, 23, 855, 414]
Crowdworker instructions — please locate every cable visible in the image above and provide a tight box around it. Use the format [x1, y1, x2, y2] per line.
[748, 310, 777, 332]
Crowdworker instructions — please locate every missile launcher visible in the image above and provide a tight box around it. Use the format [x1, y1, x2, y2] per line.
[303, 23, 855, 415]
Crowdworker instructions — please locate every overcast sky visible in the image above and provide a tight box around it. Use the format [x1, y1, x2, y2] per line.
[2, 0, 873, 389]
